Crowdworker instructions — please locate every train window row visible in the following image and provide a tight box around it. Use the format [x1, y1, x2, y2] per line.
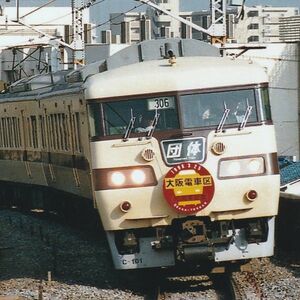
[0, 117, 22, 148]
[44, 113, 71, 152]
[38, 112, 82, 153]
[0, 112, 82, 153]
[27, 116, 38, 149]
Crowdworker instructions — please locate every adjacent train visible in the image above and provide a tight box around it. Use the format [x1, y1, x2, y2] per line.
[0, 39, 280, 272]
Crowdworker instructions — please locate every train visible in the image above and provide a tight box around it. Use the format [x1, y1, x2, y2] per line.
[0, 38, 280, 272]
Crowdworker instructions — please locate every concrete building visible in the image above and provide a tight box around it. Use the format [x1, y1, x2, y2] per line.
[109, 12, 150, 44]
[108, 5, 299, 45]
[154, 0, 180, 38]
[279, 15, 300, 42]
[180, 5, 299, 44]
[106, 0, 180, 44]
[233, 6, 299, 44]
[180, 9, 236, 42]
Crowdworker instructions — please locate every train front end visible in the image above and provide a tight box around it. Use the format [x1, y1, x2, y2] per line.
[85, 54, 280, 271]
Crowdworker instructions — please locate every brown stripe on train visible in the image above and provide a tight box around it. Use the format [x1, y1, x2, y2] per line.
[0, 149, 90, 170]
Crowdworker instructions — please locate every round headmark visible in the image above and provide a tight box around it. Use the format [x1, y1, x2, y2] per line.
[163, 163, 215, 214]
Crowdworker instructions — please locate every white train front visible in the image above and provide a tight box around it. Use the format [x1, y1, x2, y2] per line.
[85, 40, 280, 270]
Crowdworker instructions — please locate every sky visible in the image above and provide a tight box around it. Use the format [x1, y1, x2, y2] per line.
[1, 0, 299, 10]
[2, 0, 299, 33]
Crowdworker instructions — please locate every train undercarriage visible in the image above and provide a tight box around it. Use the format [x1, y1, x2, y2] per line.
[107, 216, 274, 271]
[0, 181, 99, 229]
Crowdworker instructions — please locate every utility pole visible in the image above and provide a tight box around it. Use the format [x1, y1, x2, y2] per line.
[71, 0, 85, 68]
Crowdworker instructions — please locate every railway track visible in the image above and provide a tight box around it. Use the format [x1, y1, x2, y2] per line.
[143, 274, 216, 300]
[213, 272, 264, 300]
[143, 271, 264, 300]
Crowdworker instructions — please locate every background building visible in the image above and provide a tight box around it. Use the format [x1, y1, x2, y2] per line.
[0, 2, 93, 82]
[179, 5, 300, 44]
[154, 0, 180, 38]
[0, 4, 92, 48]
[104, 0, 180, 44]
[106, 4, 299, 45]
[279, 15, 300, 42]
[233, 6, 299, 43]
[109, 12, 150, 44]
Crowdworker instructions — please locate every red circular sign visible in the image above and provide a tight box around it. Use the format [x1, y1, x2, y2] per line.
[163, 162, 215, 214]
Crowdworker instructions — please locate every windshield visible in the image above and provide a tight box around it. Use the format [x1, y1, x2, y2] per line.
[180, 89, 258, 129]
[88, 96, 180, 137]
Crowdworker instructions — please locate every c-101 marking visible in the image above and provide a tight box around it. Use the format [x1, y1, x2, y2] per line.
[121, 258, 143, 265]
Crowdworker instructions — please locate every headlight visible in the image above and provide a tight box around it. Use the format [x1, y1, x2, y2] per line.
[219, 156, 265, 179]
[93, 166, 157, 190]
[111, 172, 126, 186]
[131, 169, 146, 185]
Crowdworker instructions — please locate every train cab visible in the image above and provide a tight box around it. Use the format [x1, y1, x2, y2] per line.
[85, 39, 280, 271]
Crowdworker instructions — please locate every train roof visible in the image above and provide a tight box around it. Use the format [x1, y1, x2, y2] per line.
[0, 39, 267, 102]
[85, 56, 268, 100]
[0, 39, 219, 102]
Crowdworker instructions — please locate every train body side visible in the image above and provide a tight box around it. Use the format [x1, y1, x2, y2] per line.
[0, 90, 93, 202]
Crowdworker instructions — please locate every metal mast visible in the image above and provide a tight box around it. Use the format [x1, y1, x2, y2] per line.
[71, 0, 85, 67]
[210, 0, 227, 44]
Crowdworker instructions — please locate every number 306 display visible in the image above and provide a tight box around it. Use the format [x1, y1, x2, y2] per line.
[148, 97, 175, 110]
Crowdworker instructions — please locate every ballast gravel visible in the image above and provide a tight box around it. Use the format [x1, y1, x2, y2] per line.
[0, 209, 300, 299]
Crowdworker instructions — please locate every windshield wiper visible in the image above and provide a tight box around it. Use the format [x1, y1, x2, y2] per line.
[123, 109, 136, 141]
[216, 102, 230, 133]
[146, 109, 160, 139]
[239, 99, 252, 131]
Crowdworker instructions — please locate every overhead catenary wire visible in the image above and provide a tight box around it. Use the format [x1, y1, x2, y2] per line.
[52, 1, 147, 40]
[78, 0, 104, 11]
[85, 2, 146, 32]
[19, 0, 57, 19]
[0, 0, 106, 38]
[0, 0, 147, 49]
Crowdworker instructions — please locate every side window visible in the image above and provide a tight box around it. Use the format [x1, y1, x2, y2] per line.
[7, 118, 13, 147]
[31, 116, 38, 148]
[72, 112, 82, 153]
[260, 87, 272, 121]
[3, 118, 8, 147]
[1, 118, 9, 148]
[39, 115, 47, 149]
[0, 118, 3, 147]
[88, 103, 102, 137]
[47, 115, 54, 150]
[12, 117, 21, 148]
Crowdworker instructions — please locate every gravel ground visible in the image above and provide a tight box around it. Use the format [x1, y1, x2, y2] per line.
[1, 209, 300, 299]
[0, 209, 143, 300]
